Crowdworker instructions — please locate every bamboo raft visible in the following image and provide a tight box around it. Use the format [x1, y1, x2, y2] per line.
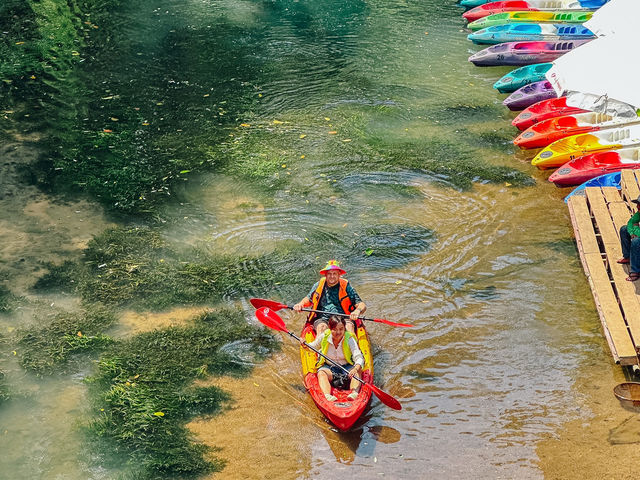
[567, 170, 640, 366]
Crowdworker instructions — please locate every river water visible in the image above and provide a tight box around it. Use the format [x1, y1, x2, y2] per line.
[1, 0, 638, 479]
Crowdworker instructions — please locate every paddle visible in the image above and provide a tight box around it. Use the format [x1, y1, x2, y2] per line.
[249, 298, 414, 328]
[255, 306, 402, 411]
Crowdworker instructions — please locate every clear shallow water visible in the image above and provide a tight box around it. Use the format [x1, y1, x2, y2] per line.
[0, 0, 617, 478]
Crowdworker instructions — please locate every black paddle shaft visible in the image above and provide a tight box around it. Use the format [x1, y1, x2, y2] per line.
[288, 331, 366, 386]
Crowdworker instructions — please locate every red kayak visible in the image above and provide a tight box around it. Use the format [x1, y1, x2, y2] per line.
[549, 147, 640, 187]
[464, 1, 538, 22]
[514, 112, 640, 149]
[299, 319, 373, 431]
[512, 97, 589, 130]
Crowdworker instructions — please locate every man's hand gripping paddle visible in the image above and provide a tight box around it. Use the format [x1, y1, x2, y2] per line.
[254, 306, 401, 410]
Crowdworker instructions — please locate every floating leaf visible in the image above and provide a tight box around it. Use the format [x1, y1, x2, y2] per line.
[179, 170, 190, 174]
[365, 248, 374, 256]
[324, 117, 330, 121]
[328, 131, 337, 135]
[273, 120, 283, 124]
[240, 123, 251, 127]
[395, 280, 402, 284]
[153, 411, 165, 417]
[299, 134, 307, 139]
[77, 331, 83, 337]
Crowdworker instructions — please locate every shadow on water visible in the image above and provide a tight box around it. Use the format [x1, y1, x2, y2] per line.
[320, 412, 402, 464]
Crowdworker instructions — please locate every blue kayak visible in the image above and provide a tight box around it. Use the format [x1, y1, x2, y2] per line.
[564, 172, 621, 203]
[493, 63, 552, 93]
[468, 23, 595, 45]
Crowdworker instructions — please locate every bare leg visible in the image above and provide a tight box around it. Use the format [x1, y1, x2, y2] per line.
[349, 375, 360, 392]
[317, 369, 333, 396]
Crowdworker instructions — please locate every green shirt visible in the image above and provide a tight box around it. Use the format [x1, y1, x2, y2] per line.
[307, 280, 362, 315]
[628, 211, 640, 237]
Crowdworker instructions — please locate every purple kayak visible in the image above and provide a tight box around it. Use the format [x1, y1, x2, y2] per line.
[469, 39, 591, 66]
[503, 80, 557, 111]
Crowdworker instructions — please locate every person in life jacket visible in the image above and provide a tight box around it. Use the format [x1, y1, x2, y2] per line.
[304, 316, 365, 402]
[293, 260, 366, 336]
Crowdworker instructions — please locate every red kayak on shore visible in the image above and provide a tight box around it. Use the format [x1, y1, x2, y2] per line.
[514, 113, 640, 149]
[549, 147, 640, 187]
[300, 319, 373, 431]
[512, 97, 589, 130]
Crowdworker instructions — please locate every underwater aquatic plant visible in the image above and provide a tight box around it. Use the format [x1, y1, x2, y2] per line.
[86, 308, 279, 477]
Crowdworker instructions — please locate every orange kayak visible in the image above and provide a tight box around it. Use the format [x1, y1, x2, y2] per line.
[514, 112, 640, 149]
[299, 320, 373, 431]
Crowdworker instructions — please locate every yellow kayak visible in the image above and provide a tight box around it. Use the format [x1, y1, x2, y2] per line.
[532, 125, 640, 169]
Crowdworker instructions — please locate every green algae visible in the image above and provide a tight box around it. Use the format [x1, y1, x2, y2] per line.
[0, 371, 8, 404]
[0, 285, 19, 313]
[86, 308, 279, 478]
[33, 221, 435, 310]
[4, 0, 533, 216]
[15, 305, 115, 375]
[427, 104, 506, 126]
[33, 227, 289, 310]
[367, 139, 534, 189]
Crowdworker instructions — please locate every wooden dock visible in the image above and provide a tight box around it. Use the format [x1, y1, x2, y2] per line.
[567, 170, 640, 366]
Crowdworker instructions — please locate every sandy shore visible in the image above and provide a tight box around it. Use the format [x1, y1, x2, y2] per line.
[537, 354, 640, 479]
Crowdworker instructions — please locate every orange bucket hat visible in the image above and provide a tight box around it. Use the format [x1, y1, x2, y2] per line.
[319, 260, 346, 275]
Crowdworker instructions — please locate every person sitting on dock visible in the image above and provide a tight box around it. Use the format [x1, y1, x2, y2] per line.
[293, 260, 366, 335]
[304, 316, 364, 402]
[618, 195, 640, 282]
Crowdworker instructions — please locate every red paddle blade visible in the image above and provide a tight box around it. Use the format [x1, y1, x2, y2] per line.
[371, 318, 414, 328]
[250, 298, 289, 311]
[368, 384, 402, 410]
[255, 307, 288, 333]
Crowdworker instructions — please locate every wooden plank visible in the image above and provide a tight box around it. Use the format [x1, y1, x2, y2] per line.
[568, 195, 600, 255]
[610, 202, 632, 233]
[588, 215, 640, 347]
[622, 170, 640, 203]
[583, 252, 637, 364]
[585, 187, 640, 345]
[586, 188, 619, 247]
[602, 186, 624, 205]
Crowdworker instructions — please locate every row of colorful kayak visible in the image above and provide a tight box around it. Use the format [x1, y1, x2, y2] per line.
[461, 0, 640, 187]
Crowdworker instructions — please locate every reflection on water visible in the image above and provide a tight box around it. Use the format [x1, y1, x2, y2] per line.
[0, 0, 628, 479]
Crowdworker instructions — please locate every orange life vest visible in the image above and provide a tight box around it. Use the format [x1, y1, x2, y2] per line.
[308, 277, 355, 323]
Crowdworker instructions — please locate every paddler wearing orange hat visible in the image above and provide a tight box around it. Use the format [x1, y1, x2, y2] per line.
[293, 260, 366, 336]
